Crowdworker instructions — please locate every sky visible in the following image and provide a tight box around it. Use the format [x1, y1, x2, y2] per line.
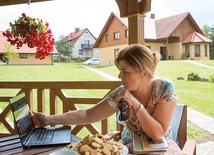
[0, 0, 213, 40]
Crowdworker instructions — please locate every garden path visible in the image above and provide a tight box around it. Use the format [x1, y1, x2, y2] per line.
[186, 60, 214, 70]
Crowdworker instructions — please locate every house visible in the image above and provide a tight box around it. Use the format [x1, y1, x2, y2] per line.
[0, 31, 58, 65]
[94, 12, 212, 66]
[67, 28, 99, 60]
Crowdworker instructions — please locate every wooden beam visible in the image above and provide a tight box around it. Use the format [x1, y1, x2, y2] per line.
[127, 0, 141, 15]
[115, 0, 128, 17]
[116, 0, 152, 18]
[140, 0, 151, 14]
[0, 81, 121, 89]
[0, 0, 54, 6]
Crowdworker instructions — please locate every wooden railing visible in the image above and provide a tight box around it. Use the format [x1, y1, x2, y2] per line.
[0, 81, 121, 138]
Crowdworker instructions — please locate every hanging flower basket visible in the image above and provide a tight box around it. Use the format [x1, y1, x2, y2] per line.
[2, 13, 55, 60]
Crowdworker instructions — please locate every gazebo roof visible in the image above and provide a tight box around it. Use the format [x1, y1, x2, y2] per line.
[0, 0, 53, 6]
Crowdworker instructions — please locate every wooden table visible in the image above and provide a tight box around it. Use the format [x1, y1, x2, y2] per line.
[1, 135, 185, 155]
[0, 134, 82, 155]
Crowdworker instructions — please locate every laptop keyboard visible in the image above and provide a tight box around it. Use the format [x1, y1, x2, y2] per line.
[29, 128, 54, 144]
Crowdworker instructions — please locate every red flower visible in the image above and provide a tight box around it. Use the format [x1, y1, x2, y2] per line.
[2, 13, 55, 60]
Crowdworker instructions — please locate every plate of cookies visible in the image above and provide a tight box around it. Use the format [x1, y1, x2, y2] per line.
[63, 133, 128, 155]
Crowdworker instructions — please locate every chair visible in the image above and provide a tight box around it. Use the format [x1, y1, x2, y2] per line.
[105, 104, 196, 155]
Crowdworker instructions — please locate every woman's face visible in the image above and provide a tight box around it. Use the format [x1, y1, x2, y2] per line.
[118, 60, 142, 91]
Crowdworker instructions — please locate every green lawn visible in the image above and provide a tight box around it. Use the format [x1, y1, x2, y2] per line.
[96, 60, 214, 118]
[0, 63, 106, 81]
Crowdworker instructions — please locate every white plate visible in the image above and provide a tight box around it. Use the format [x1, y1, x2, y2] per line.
[49, 150, 77, 155]
[122, 146, 129, 155]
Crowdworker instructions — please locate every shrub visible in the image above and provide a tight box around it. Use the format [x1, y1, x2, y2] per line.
[187, 72, 201, 81]
[210, 74, 214, 83]
[181, 52, 187, 60]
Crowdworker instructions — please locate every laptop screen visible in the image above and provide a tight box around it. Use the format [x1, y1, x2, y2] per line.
[10, 93, 35, 140]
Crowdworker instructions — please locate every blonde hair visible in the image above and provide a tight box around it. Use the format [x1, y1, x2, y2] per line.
[114, 44, 161, 78]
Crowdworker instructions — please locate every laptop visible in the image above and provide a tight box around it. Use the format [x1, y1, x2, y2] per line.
[9, 92, 72, 148]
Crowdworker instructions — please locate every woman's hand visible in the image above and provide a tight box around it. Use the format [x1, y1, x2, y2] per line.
[117, 89, 139, 107]
[32, 111, 50, 127]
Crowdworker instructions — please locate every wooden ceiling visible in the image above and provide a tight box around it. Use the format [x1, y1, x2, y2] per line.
[0, 0, 53, 6]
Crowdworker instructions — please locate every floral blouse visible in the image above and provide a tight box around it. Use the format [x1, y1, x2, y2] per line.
[107, 78, 179, 144]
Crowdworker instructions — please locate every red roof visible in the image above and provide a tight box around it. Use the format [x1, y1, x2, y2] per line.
[183, 31, 212, 44]
[155, 12, 203, 39]
[67, 28, 96, 44]
[0, 31, 58, 54]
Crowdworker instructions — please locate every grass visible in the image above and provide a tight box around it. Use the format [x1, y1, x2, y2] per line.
[96, 60, 214, 117]
[1, 60, 214, 141]
[0, 63, 106, 81]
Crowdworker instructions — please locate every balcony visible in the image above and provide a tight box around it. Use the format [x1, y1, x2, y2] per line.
[0, 81, 122, 138]
[81, 44, 94, 49]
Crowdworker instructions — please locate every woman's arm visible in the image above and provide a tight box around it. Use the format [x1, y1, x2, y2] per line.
[136, 100, 177, 141]
[32, 99, 117, 127]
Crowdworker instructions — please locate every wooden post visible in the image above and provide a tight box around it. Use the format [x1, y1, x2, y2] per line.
[37, 89, 45, 113]
[23, 89, 33, 111]
[50, 89, 58, 115]
[116, 0, 151, 45]
[128, 15, 145, 44]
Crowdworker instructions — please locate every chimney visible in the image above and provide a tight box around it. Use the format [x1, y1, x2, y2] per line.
[75, 28, 80, 33]
[150, 13, 155, 19]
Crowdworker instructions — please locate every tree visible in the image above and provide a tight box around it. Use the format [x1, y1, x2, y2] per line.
[201, 24, 211, 36]
[202, 24, 214, 59]
[55, 34, 73, 59]
[3, 43, 19, 63]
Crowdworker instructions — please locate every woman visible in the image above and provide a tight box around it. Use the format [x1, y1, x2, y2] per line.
[32, 44, 179, 154]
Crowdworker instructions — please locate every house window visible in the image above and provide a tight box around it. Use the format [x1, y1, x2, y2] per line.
[195, 45, 200, 57]
[185, 45, 190, 57]
[114, 32, 120, 40]
[114, 48, 120, 58]
[19, 54, 27, 59]
[106, 34, 109, 42]
[125, 30, 128, 38]
[205, 44, 208, 56]
[84, 40, 90, 45]
[79, 49, 84, 55]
